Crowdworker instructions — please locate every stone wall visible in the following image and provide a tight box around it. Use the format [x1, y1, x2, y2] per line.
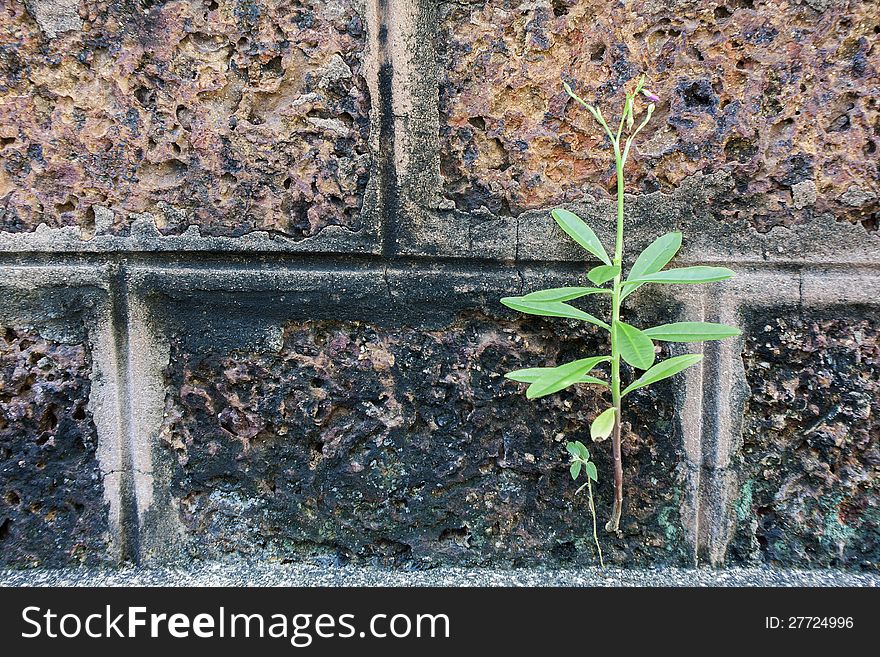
[1, 0, 878, 569]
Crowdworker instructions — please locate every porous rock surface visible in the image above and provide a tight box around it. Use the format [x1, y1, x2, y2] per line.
[0, 325, 108, 566]
[732, 309, 880, 568]
[159, 311, 688, 567]
[0, 0, 370, 238]
[438, 0, 879, 232]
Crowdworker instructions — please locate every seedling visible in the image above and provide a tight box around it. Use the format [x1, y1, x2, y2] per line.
[501, 77, 740, 548]
[566, 440, 603, 567]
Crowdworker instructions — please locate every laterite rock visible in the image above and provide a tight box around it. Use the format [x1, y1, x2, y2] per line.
[0, 0, 371, 238]
[159, 310, 688, 567]
[732, 309, 880, 568]
[438, 0, 879, 232]
[0, 326, 109, 566]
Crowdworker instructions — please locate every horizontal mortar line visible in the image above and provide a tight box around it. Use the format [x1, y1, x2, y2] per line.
[0, 250, 388, 269]
[0, 263, 880, 306]
[1, 251, 880, 276]
[729, 277, 880, 307]
[516, 258, 880, 272]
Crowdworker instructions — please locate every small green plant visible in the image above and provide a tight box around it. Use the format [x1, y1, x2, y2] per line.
[566, 440, 603, 567]
[501, 76, 741, 547]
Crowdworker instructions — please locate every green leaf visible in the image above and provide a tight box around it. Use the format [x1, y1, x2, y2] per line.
[500, 297, 610, 329]
[643, 321, 741, 342]
[521, 287, 610, 302]
[506, 368, 609, 387]
[590, 407, 616, 441]
[570, 460, 582, 480]
[573, 441, 589, 461]
[622, 232, 682, 301]
[587, 264, 620, 285]
[585, 462, 598, 482]
[526, 357, 610, 399]
[622, 354, 703, 396]
[625, 266, 735, 286]
[565, 442, 579, 457]
[551, 209, 612, 265]
[506, 368, 554, 383]
[614, 321, 655, 370]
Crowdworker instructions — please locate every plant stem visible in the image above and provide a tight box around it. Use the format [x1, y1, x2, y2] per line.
[576, 479, 605, 568]
[606, 140, 625, 534]
[587, 479, 605, 567]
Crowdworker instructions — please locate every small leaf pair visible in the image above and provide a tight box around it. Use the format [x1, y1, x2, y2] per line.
[566, 440, 597, 482]
[621, 232, 734, 299]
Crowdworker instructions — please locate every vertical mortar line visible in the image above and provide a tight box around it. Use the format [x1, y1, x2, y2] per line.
[514, 215, 521, 263]
[371, 0, 399, 258]
[692, 288, 707, 566]
[107, 261, 141, 563]
[708, 271, 802, 564]
[704, 302, 724, 564]
[121, 270, 167, 563]
[700, 272, 783, 566]
[698, 280, 742, 566]
[679, 287, 707, 566]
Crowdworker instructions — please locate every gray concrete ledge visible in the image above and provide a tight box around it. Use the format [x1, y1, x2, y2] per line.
[1, 565, 877, 588]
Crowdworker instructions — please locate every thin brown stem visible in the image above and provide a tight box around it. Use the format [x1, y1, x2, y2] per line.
[588, 480, 605, 567]
[607, 408, 623, 534]
[576, 478, 605, 567]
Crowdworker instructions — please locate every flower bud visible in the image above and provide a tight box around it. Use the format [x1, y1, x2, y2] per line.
[642, 89, 660, 103]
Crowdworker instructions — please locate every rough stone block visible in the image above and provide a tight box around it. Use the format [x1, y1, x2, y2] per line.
[399, 0, 880, 260]
[0, 0, 373, 243]
[0, 323, 108, 566]
[144, 275, 691, 567]
[436, 0, 879, 235]
[728, 308, 879, 569]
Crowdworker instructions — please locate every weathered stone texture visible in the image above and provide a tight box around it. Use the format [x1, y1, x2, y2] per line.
[438, 0, 879, 232]
[0, 0, 370, 238]
[730, 310, 879, 569]
[159, 309, 687, 567]
[0, 325, 109, 566]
